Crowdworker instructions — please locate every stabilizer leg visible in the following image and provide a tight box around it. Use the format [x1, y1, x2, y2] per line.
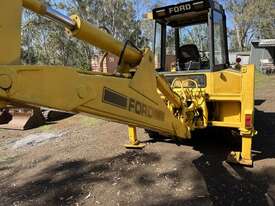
[227, 134, 253, 166]
[124, 126, 145, 149]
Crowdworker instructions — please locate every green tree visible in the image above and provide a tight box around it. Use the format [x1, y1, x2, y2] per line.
[22, 0, 146, 70]
[226, 0, 275, 51]
[251, 0, 275, 39]
[226, 0, 255, 51]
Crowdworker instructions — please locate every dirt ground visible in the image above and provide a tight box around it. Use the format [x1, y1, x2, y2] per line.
[0, 74, 275, 206]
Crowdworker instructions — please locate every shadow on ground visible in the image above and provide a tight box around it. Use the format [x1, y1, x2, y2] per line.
[0, 151, 162, 205]
[190, 107, 275, 206]
[144, 104, 275, 206]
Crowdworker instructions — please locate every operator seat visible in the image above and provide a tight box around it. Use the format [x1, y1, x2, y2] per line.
[178, 44, 201, 70]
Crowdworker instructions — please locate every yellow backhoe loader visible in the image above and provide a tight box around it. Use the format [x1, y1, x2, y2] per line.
[0, 0, 256, 165]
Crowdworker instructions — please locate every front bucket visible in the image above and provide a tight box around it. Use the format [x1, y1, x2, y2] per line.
[0, 108, 45, 130]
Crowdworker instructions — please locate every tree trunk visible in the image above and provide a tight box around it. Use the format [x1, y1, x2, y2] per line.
[235, 25, 244, 51]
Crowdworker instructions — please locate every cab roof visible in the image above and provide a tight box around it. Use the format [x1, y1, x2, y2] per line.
[153, 0, 224, 27]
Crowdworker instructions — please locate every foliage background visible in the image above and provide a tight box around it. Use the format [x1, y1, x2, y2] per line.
[21, 0, 275, 69]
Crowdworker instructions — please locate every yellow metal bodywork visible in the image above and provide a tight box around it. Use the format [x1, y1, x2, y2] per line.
[171, 65, 255, 132]
[200, 66, 254, 133]
[22, 0, 46, 15]
[67, 15, 142, 67]
[0, 0, 22, 65]
[0, 0, 256, 165]
[170, 66, 256, 165]
[125, 126, 145, 148]
[0, 55, 189, 139]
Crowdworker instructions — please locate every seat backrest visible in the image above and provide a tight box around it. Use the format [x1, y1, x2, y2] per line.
[178, 44, 200, 64]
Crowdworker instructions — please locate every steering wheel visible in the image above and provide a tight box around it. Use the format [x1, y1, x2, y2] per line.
[171, 78, 199, 103]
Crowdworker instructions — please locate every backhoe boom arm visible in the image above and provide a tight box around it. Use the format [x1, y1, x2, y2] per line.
[0, 0, 257, 166]
[0, 51, 189, 138]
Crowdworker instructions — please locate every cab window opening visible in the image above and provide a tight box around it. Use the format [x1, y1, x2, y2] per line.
[213, 11, 226, 66]
[154, 23, 210, 72]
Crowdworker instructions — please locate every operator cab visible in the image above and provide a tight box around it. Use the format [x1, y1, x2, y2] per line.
[153, 0, 229, 73]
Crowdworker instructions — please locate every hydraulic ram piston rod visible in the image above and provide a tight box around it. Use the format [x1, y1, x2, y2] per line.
[22, 0, 143, 66]
[45, 7, 76, 30]
[22, 0, 75, 29]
